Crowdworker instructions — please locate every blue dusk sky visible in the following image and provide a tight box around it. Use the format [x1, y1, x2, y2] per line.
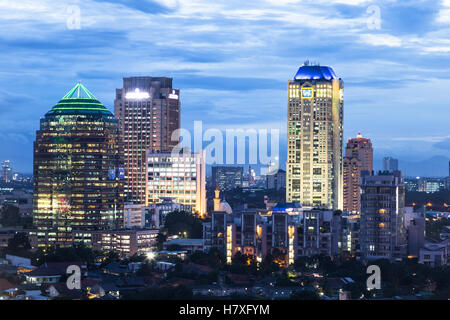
[0, 0, 450, 175]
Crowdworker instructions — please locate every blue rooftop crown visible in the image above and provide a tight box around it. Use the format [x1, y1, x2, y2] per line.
[294, 65, 337, 81]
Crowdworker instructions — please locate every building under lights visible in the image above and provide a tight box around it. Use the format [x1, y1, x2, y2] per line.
[26, 228, 158, 257]
[32, 83, 124, 248]
[286, 62, 344, 210]
[1, 160, 12, 183]
[203, 191, 342, 265]
[382, 157, 399, 172]
[146, 150, 206, 217]
[343, 133, 373, 213]
[211, 166, 243, 191]
[114, 77, 181, 204]
[360, 171, 407, 261]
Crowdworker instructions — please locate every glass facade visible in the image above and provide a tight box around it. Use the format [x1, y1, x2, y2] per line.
[33, 83, 124, 248]
[146, 151, 206, 217]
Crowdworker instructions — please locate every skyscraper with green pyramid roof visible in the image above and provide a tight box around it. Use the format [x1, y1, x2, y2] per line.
[32, 83, 124, 247]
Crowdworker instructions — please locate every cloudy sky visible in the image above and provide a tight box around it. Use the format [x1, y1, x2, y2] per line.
[0, 0, 450, 174]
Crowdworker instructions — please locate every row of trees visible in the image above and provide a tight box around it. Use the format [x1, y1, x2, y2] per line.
[406, 190, 450, 208]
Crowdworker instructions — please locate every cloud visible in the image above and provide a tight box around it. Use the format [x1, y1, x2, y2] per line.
[0, 0, 449, 173]
[434, 138, 450, 150]
[175, 75, 284, 91]
[92, 0, 174, 14]
[359, 33, 402, 47]
[0, 30, 128, 51]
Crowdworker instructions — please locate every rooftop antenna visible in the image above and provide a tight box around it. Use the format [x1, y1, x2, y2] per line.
[304, 59, 310, 66]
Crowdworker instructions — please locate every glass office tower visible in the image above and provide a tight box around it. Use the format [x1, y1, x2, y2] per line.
[33, 83, 124, 247]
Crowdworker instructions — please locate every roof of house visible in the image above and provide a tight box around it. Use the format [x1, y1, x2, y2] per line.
[97, 282, 120, 292]
[103, 261, 129, 274]
[116, 276, 155, 288]
[226, 273, 251, 284]
[25, 267, 63, 277]
[48, 282, 84, 300]
[81, 278, 99, 288]
[168, 278, 196, 287]
[183, 263, 213, 274]
[43, 262, 87, 272]
[0, 278, 15, 291]
[164, 238, 203, 246]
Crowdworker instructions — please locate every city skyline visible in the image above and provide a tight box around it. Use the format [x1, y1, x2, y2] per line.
[1, 0, 450, 175]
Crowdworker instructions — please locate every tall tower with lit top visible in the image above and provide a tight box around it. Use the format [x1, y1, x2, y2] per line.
[286, 62, 344, 210]
[33, 83, 124, 247]
[114, 77, 180, 204]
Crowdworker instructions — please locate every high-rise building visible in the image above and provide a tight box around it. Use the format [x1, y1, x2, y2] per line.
[343, 133, 373, 213]
[286, 62, 344, 210]
[382, 157, 398, 172]
[343, 157, 362, 213]
[418, 177, 445, 193]
[266, 169, 286, 191]
[211, 166, 243, 191]
[114, 77, 181, 204]
[33, 83, 124, 247]
[360, 171, 407, 261]
[404, 207, 425, 258]
[404, 177, 420, 192]
[345, 133, 373, 173]
[146, 150, 206, 217]
[1, 160, 12, 183]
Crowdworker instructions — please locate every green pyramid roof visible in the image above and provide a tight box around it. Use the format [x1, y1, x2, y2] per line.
[61, 82, 98, 100]
[48, 83, 111, 115]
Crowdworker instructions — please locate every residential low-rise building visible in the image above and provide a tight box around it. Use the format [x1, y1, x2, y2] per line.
[26, 228, 159, 257]
[419, 239, 449, 267]
[91, 229, 159, 256]
[360, 171, 407, 262]
[145, 199, 192, 229]
[203, 194, 342, 265]
[123, 203, 145, 229]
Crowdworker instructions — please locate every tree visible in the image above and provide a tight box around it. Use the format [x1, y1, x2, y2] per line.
[271, 248, 288, 268]
[294, 256, 311, 273]
[0, 205, 21, 227]
[136, 261, 154, 276]
[7, 232, 31, 255]
[260, 253, 280, 275]
[128, 253, 148, 263]
[156, 233, 167, 251]
[343, 281, 369, 300]
[290, 290, 320, 300]
[121, 285, 193, 300]
[164, 210, 203, 238]
[103, 250, 120, 265]
[275, 270, 296, 287]
[34, 244, 99, 265]
[166, 244, 183, 251]
[426, 218, 450, 239]
[229, 251, 257, 275]
[188, 248, 225, 269]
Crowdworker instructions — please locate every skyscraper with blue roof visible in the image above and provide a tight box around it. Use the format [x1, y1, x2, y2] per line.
[286, 62, 344, 210]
